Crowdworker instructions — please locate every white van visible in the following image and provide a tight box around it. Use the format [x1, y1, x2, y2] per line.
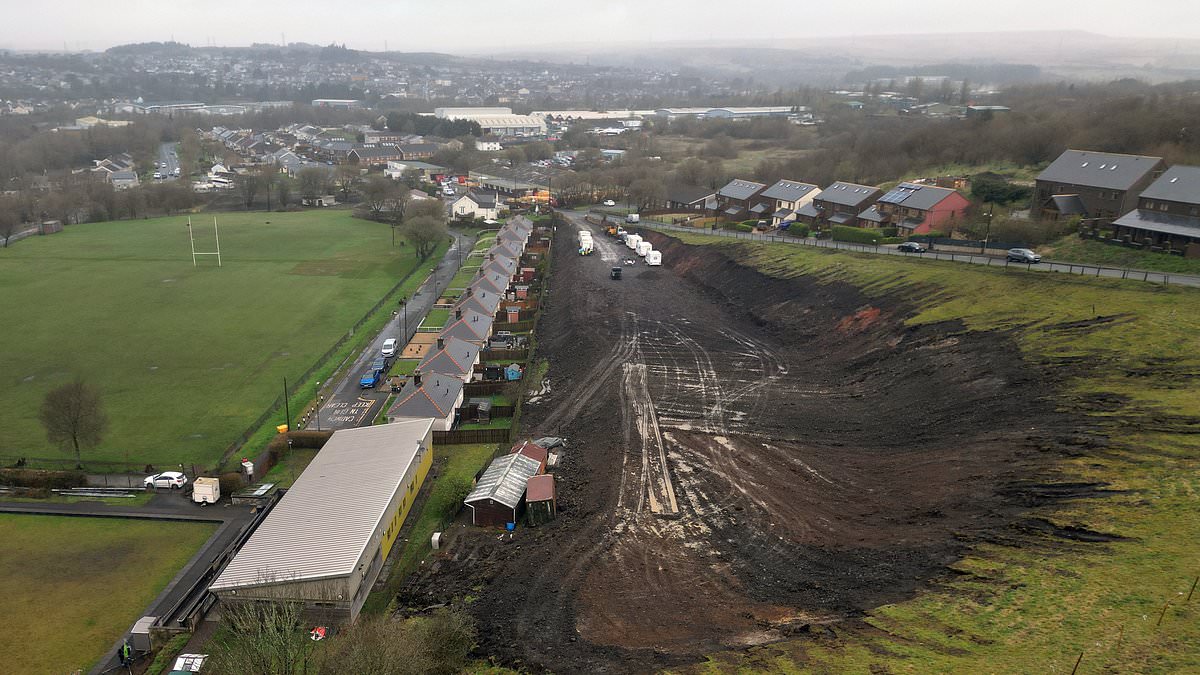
[381, 338, 399, 358]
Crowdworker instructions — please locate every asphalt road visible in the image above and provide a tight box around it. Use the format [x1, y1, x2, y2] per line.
[156, 142, 180, 181]
[316, 230, 476, 430]
[643, 220, 1200, 288]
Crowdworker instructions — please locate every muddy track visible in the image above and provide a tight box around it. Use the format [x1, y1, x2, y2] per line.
[398, 217, 1089, 672]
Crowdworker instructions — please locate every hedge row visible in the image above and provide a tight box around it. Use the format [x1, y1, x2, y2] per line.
[724, 222, 754, 233]
[831, 225, 884, 245]
[0, 468, 88, 489]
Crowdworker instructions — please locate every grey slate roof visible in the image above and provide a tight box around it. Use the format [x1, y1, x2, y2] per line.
[666, 183, 717, 205]
[717, 179, 766, 201]
[418, 336, 481, 378]
[828, 212, 855, 224]
[455, 286, 503, 317]
[795, 202, 821, 218]
[1036, 149, 1163, 191]
[388, 373, 463, 420]
[468, 191, 500, 208]
[465, 453, 542, 509]
[761, 179, 819, 202]
[817, 181, 882, 207]
[858, 205, 887, 222]
[1139, 165, 1200, 205]
[440, 308, 493, 343]
[470, 271, 509, 294]
[878, 182, 959, 211]
[1112, 209, 1200, 239]
[1047, 194, 1087, 215]
[211, 419, 434, 590]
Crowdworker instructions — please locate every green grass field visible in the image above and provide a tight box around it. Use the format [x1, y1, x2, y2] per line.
[0, 210, 427, 468]
[0, 514, 217, 674]
[664, 233, 1200, 673]
[1043, 235, 1200, 275]
[422, 308, 451, 329]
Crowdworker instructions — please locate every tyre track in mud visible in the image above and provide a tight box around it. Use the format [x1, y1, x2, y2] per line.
[401, 216, 1078, 673]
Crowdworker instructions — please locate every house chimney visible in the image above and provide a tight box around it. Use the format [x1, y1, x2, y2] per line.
[455, 309, 462, 320]
[437, 337, 445, 350]
[413, 369, 422, 387]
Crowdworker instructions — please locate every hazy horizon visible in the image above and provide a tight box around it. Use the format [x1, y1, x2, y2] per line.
[5, 1, 1200, 53]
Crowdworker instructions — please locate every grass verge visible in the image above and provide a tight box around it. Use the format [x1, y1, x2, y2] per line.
[362, 443, 498, 616]
[1043, 235, 1200, 275]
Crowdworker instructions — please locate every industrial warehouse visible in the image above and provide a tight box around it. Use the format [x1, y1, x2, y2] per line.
[210, 419, 435, 623]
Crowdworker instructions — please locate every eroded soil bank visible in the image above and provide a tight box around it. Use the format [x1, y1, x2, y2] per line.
[398, 223, 1088, 673]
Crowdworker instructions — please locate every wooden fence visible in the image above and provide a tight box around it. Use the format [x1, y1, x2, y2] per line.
[464, 381, 508, 396]
[434, 428, 513, 445]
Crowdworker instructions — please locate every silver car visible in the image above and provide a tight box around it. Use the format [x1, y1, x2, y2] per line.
[1007, 248, 1041, 263]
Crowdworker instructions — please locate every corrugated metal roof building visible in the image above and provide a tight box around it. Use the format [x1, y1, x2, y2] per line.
[464, 453, 542, 527]
[210, 419, 435, 623]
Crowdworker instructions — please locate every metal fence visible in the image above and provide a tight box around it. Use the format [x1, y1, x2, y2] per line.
[642, 222, 1199, 288]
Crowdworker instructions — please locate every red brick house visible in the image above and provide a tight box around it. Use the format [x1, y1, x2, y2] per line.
[874, 182, 971, 234]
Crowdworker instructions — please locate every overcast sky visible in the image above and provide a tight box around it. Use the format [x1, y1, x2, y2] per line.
[4, 1, 1200, 52]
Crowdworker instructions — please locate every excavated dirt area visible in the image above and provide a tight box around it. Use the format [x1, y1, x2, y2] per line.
[398, 216, 1084, 672]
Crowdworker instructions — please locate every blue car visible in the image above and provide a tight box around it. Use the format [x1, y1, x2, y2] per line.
[359, 370, 382, 389]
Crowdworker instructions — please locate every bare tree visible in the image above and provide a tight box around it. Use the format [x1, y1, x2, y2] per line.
[0, 198, 23, 247]
[362, 175, 399, 220]
[402, 216, 447, 260]
[276, 176, 292, 209]
[205, 600, 319, 675]
[629, 177, 667, 211]
[39, 378, 108, 468]
[335, 165, 362, 201]
[238, 172, 261, 209]
[298, 167, 325, 203]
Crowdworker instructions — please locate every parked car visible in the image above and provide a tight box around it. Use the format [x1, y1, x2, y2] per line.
[381, 338, 398, 358]
[359, 369, 382, 388]
[370, 358, 388, 373]
[897, 242, 927, 253]
[144, 471, 188, 489]
[611, 266, 622, 280]
[603, 199, 616, 207]
[1007, 248, 1042, 263]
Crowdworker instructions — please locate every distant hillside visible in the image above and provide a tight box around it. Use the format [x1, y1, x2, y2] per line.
[481, 30, 1200, 85]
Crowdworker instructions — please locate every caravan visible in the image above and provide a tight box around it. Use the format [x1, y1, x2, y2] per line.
[636, 241, 652, 257]
[625, 234, 641, 250]
[645, 250, 662, 266]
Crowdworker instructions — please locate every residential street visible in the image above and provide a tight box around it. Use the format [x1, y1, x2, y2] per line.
[642, 220, 1200, 288]
[316, 230, 476, 430]
[157, 142, 179, 180]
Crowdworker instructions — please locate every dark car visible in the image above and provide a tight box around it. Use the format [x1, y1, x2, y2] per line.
[611, 267, 622, 280]
[1007, 248, 1042, 263]
[897, 242, 927, 253]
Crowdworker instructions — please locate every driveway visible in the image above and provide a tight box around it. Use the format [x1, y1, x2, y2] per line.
[317, 230, 476, 430]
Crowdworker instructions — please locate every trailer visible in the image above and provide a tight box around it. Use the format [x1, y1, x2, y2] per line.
[192, 477, 221, 506]
[625, 234, 641, 250]
[636, 241, 652, 257]
[645, 250, 662, 266]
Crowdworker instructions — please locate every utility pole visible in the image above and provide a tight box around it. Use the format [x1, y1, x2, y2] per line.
[981, 201, 994, 253]
[283, 377, 291, 431]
